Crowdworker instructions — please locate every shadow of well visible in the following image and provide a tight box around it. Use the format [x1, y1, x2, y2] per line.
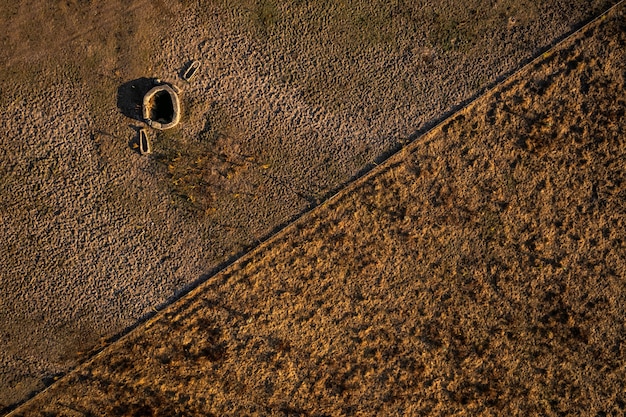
[116, 78, 160, 121]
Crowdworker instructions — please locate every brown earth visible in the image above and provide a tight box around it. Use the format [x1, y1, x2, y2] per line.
[9, 3, 625, 416]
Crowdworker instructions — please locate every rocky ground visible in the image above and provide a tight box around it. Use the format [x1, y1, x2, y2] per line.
[8, 2, 625, 415]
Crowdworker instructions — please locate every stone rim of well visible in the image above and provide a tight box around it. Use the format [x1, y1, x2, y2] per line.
[142, 84, 181, 130]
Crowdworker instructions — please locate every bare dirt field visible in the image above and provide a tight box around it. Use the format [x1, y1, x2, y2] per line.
[8, 2, 625, 415]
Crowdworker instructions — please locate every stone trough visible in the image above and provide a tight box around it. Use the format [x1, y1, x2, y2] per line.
[139, 128, 151, 154]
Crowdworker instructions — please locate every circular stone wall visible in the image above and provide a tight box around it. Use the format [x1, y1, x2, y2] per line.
[143, 85, 181, 130]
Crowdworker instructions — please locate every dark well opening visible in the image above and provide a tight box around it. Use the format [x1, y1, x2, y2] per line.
[149, 91, 175, 124]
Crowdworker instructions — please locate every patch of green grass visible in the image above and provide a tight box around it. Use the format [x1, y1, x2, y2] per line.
[332, 2, 397, 48]
[0, 60, 49, 106]
[254, 0, 280, 35]
[151, 107, 250, 216]
[429, 13, 477, 52]
[198, 101, 233, 145]
[152, 129, 211, 213]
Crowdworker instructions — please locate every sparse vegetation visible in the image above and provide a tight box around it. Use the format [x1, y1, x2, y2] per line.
[150, 101, 258, 215]
[11, 7, 626, 415]
[1, 0, 624, 413]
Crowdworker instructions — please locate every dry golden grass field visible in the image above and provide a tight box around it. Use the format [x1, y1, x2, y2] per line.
[7, 2, 625, 415]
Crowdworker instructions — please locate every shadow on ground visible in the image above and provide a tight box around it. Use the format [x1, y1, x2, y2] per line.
[116, 78, 160, 121]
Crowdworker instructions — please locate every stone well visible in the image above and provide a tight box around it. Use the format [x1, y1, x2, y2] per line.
[143, 84, 180, 130]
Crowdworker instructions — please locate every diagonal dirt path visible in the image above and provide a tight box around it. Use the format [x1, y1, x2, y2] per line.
[9, 2, 625, 415]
